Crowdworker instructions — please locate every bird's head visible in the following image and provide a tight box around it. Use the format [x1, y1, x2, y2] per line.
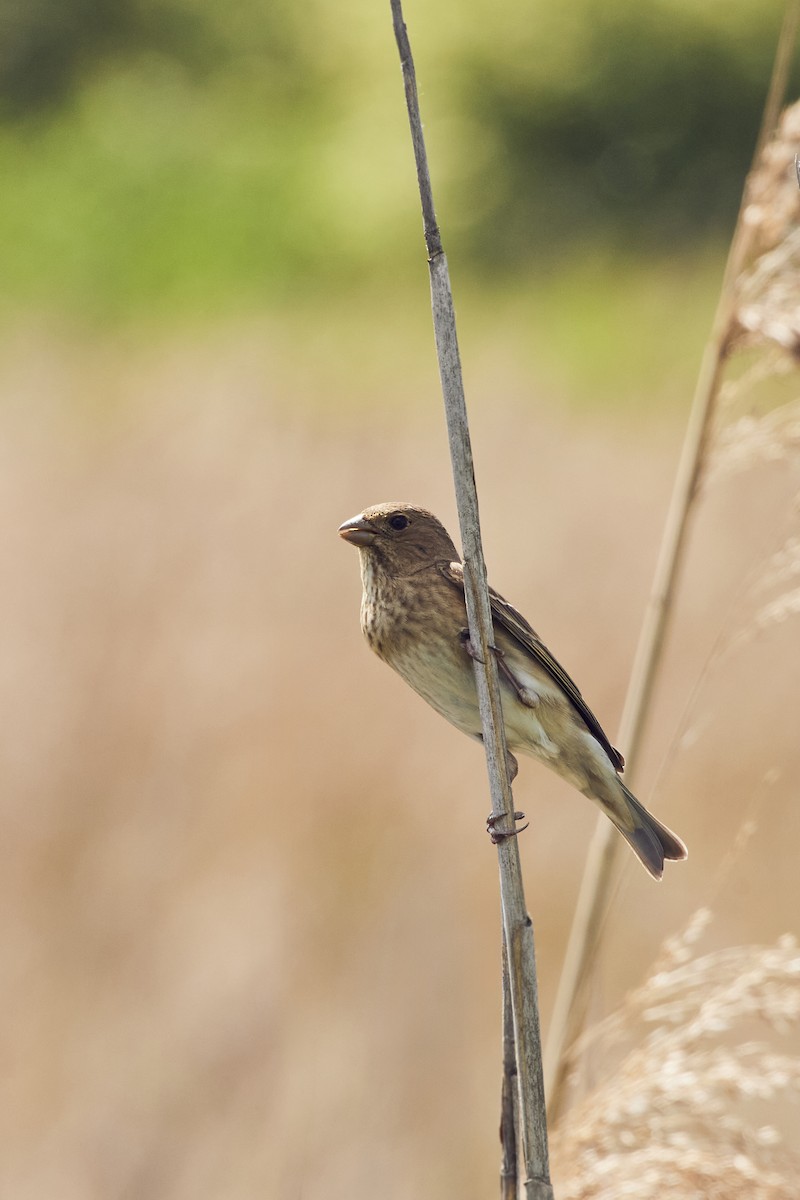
[338, 503, 458, 578]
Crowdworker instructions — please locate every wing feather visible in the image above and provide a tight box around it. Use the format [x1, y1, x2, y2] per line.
[439, 560, 625, 771]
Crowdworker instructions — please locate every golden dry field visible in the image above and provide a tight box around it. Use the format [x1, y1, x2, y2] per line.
[1, 310, 798, 1197]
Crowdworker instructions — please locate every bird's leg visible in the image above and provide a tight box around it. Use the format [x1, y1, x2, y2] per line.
[494, 648, 541, 709]
[463, 635, 522, 784]
[460, 629, 540, 710]
[505, 748, 519, 783]
[473, 734, 519, 784]
[473, 729, 525, 841]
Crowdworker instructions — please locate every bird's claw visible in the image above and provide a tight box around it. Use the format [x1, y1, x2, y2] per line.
[459, 627, 484, 664]
[486, 810, 529, 844]
[460, 628, 506, 668]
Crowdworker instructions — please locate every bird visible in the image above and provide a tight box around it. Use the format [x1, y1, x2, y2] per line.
[338, 501, 687, 880]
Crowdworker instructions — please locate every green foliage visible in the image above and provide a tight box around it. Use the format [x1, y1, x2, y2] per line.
[0, 62, 357, 319]
[450, 0, 792, 265]
[0, 0, 792, 320]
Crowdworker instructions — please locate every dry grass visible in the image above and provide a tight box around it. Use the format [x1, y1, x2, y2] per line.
[545, 99, 800, 1197]
[545, 73, 800, 1130]
[552, 912, 800, 1197]
[734, 100, 800, 355]
[0, 308, 798, 1196]
[716, 98, 800, 476]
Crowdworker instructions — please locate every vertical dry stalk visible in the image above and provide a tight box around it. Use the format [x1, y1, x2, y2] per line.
[389, 2, 553, 1195]
[501, 938, 520, 1200]
[544, 0, 800, 1126]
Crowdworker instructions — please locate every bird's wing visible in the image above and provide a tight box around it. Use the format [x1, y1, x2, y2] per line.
[439, 560, 625, 772]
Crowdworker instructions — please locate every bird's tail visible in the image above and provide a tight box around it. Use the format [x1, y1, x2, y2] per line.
[613, 781, 687, 881]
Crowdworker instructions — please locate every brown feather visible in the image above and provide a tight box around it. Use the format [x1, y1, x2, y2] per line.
[438, 560, 626, 773]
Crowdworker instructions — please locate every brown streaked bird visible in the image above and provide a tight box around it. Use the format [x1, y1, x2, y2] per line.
[339, 501, 687, 880]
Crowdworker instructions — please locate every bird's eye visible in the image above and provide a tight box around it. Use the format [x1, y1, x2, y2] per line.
[388, 513, 409, 531]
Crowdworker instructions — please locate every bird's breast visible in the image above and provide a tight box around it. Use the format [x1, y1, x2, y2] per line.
[359, 568, 481, 736]
[360, 573, 449, 663]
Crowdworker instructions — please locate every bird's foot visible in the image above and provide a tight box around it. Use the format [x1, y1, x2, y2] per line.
[460, 627, 509, 669]
[486, 810, 529, 844]
[459, 627, 484, 664]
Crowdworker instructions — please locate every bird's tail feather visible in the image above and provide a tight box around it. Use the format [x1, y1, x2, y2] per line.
[615, 782, 687, 881]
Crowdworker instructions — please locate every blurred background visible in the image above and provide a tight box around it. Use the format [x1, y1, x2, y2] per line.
[2, 0, 800, 1194]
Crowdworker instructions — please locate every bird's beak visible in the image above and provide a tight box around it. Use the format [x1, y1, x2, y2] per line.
[338, 514, 377, 547]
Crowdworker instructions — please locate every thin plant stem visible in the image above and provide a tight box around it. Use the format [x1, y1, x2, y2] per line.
[501, 932, 519, 1200]
[544, 0, 800, 1126]
[390, 2, 553, 1194]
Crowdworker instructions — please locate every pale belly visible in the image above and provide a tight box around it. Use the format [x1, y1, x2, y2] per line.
[389, 636, 483, 738]
[388, 630, 567, 765]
